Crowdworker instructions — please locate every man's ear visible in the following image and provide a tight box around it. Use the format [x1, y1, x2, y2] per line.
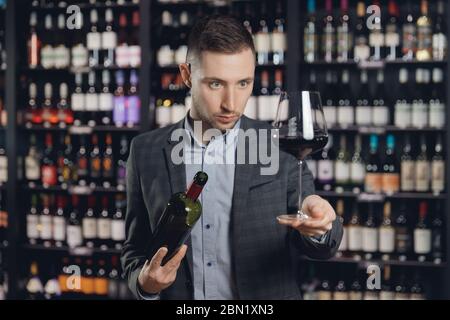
[179, 63, 192, 88]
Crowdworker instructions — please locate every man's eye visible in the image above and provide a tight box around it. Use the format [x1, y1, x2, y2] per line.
[209, 82, 222, 89]
[238, 81, 249, 88]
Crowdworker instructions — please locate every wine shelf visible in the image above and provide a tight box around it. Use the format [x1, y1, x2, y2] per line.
[328, 126, 446, 134]
[31, 2, 140, 11]
[300, 59, 448, 69]
[23, 244, 121, 256]
[21, 124, 140, 133]
[23, 184, 126, 194]
[316, 191, 446, 201]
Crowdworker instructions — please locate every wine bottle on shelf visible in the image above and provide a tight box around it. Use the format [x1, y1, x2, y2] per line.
[381, 134, 400, 195]
[57, 83, 74, 127]
[347, 203, 362, 259]
[41, 14, 54, 69]
[102, 133, 114, 188]
[85, 71, 99, 127]
[113, 70, 126, 127]
[400, 135, 415, 192]
[316, 277, 332, 300]
[365, 135, 382, 194]
[402, 1, 417, 61]
[334, 135, 350, 192]
[336, 0, 352, 62]
[126, 70, 140, 127]
[379, 201, 395, 260]
[25, 134, 41, 184]
[395, 201, 412, 261]
[129, 10, 141, 68]
[116, 135, 128, 189]
[317, 135, 334, 192]
[348, 271, 363, 300]
[53, 195, 66, 248]
[350, 135, 365, 193]
[26, 262, 44, 300]
[71, 11, 88, 69]
[431, 201, 443, 264]
[72, 73, 86, 127]
[98, 196, 112, 250]
[322, 71, 337, 128]
[60, 135, 74, 187]
[108, 256, 120, 300]
[82, 259, 95, 299]
[322, 0, 335, 62]
[94, 259, 109, 299]
[76, 136, 89, 186]
[28, 12, 41, 68]
[255, 3, 270, 65]
[433, 0, 447, 61]
[89, 134, 102, 187]
[394, 271, 409, 300]
[416, 0, 432, 61]
[0, 193, 7, 246]
[362, 203, 378, 260]
[116, 13, 129, 68]
[304, 0, 318, 63]
[83, 195, 97, 249]
[271, 0, 286, 65]
[27, 194, 39, 245]
[39, 194, 53, 247]
[394, 69, 412, 128]
[414, 201, 431, 262]
[99, 70, 114, 126]
[257, 70, 271, 121]
[372, 70, 389, 126]
[111, 195, 126, 250]
[415, 134, 430, 192]
[44, 265, 61, 300]
[67, 195, 83, 249]
[54, 14, 70, 69]
[355, 70, 371, 126]
[87, 9, 101, 67]
[409, 272, 426, 300]
[333, 276, 349, 300]
[102, 9, 117, 68]
[430, 68, 445, 129]
[412, 69, 429, 129]
[431, 134, 445, 195]
[385, 0, 400, 61]
[41, 83, 53, 127]
[149, 171, 208, 265]
[353, 1, 370, 62]
[41, 133, 57, 187]
[379, 265, 394, 300]
[337, 70, 354, 128]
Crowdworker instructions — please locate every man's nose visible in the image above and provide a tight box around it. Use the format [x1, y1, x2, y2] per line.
[221, 87, 236, 113]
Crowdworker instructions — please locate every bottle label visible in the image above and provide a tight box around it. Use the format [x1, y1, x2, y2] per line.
[156, 106, 171, 127]
[365, 173, 382, 193]
[39, 215, 52, 240]
[103, 157, 114, 178]
[403, 24, 416, 53]
[67, 225, 83, 248]
[348, 226, 362, 251]
[433, 33, 447, 60]
[71, 93, 85, 111]
[333, 292, 349, 300]
[395, 228, 411, 253]
[429, 102, 445, 128]
[0, 156, 7, 182]
[323, 106, 337, 127]
[82, 277, 95, 295]
[415, 161, 430, 191]
[87, 32, 102, 50]
[42, 165, 57, 186]
[381, 173, 400, 194]
[317, 159, 334, 182]
[362, 227, 378, 252]
[379, 291, 395, 300]
[53, 216, 66, 241]
[113, 96, 127, 126]
[401, 160, 415, 191]
[414, 228, 432, 254]
[91, 157, 101, 178]
[117, 165, 127, 185]
[126, 96, 141, 125]
[271, 32, 286, 52]
[337, 26, 352, 58]
[85, 93, 99, 111]
[431, 160, 445, 193]
[94, 278, 109, 296]
[379, 227, 395, 253]
[97, 218, 111, 239]
[350, 162, 365, 184]
[255, 32, 271, 53]
[335, 161, 350, 184]
[317, 291, 332, 300]
[372, 106, 389, 126]
[27, 215, 39, 239]
[102, 31, 118, 50]
[337, 106, 354, 127]
[54, 46, 70, 69]
[82, 217, 97, 239]
[412, 103, 428, 128]
[115, 45, 130, 68]
[369, 32, 385, 47]
[99, 93, 114, 111]
[128, 45, 141, 67]
[71, 45, 88, 68]
[385, 32, 400, 47]
[111, 220, 125, 241]
[355, 106, 372, 125]
[25, 156, 40, 180]
[354, 44, 370, 61]
[394, 102, 412, 128]
[41, 46, 55, 69]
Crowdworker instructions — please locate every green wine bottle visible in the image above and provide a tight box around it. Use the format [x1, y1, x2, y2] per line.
[149, 171, 208, 265]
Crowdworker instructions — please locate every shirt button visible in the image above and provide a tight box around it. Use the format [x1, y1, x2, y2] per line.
[206, 224, 211, 229]
[207, 262, 212, 267]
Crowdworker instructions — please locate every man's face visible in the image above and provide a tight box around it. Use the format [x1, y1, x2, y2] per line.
[187, 48, 255, 131]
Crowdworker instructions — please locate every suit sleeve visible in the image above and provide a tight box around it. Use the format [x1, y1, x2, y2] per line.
[286, 155, 343, 260]
[121, 138, 153, 299]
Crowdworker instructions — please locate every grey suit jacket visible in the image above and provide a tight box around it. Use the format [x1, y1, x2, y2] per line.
[121, 115, 343, 300]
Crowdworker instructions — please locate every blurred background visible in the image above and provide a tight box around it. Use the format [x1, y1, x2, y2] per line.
[0, 0, 448, 300]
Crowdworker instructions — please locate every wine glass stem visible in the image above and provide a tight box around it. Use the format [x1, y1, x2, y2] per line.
[298, 159, 303, 213]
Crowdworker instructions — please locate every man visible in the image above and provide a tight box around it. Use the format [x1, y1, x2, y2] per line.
[121, 15, 343, 300]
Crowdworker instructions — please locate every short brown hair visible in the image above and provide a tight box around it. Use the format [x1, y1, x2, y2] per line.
[186, 15, 256, 64]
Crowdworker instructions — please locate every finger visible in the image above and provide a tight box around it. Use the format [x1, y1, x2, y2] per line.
[164, 245, 188, 271]
[150, 247, 168, 269]
[296, 226, 328, 236]
[300, 210, 334, 229]
[276, 217, 306, 228]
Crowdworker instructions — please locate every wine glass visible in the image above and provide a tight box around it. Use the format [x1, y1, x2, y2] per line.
[273, 91, 328, 221]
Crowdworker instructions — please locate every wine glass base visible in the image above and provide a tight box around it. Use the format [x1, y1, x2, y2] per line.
[277, 211, 310, 221]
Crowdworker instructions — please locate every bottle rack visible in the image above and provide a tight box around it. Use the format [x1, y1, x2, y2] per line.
[0, 0, 449, 299]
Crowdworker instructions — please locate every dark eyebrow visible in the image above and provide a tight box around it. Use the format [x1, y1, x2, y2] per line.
[202, 77, 254, 83]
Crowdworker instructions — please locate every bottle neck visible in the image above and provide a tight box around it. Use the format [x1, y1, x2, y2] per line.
[186, 182, 204, 201]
